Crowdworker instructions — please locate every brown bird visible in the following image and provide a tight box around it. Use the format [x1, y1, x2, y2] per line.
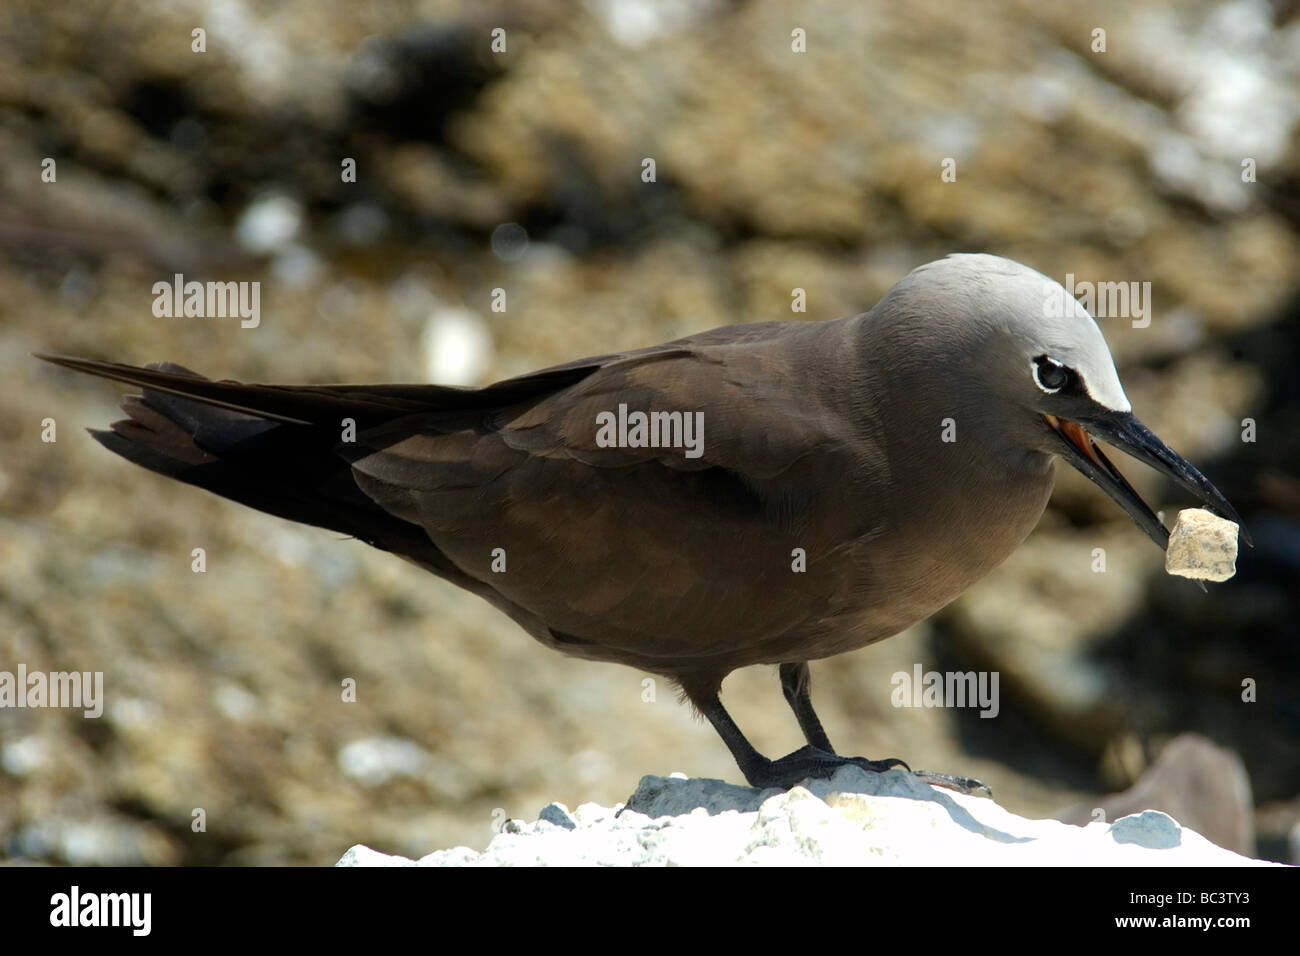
[38, 255, 1244, 794]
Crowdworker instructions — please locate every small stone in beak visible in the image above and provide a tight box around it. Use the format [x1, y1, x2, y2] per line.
[1165, 508, 1240, 582]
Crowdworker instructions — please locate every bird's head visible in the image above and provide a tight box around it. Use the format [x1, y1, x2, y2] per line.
[878, 253, 1246, 551]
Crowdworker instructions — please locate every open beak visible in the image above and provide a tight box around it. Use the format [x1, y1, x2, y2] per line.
[1043, 411, 1249, 551]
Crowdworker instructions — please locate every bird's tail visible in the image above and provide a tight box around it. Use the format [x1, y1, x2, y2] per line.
[35, 355, 464, 566]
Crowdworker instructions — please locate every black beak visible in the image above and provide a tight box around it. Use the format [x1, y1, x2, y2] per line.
[1044, 410, 1250, 551]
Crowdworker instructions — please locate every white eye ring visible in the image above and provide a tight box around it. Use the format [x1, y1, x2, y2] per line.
[1032, 355, 1069, 394]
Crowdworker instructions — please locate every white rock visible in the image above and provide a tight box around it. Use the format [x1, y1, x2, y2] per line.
[335, 766, 1280, 867]
[337, 736, 433, 787]
[234, 193, 303, 254]
[420, 307, 494, 386]
[1165, 507, 1238, 581]
[336, 845, 417, 867]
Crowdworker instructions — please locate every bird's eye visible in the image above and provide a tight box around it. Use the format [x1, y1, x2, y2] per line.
[1032, 355, 1071, 393]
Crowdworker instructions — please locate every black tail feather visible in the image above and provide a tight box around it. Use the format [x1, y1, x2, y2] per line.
[36, 354, 424, 426]
[39, 356, 447, 569]
[36, 353, 605, 572]
[35, 353, 604, 425]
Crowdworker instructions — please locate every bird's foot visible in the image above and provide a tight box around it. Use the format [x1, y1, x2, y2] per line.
[745, 745, 909, 789]
[746, 745, 992, 797]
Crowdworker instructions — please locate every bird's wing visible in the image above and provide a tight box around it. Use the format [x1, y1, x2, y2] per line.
[348, 337, 884, 661]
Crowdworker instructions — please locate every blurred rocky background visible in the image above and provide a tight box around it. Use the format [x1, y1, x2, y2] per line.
[1, 0, 1297, 864]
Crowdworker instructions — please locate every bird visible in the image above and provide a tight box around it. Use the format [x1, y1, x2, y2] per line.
[38, 254, 1246, 795]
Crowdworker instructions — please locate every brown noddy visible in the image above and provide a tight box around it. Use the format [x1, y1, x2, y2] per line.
[37, 254, 1246, 794]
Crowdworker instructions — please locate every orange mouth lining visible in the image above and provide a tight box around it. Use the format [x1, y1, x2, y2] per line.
[1044, 414, 1106, 469]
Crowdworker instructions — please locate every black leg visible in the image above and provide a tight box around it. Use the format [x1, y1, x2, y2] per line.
[691, 690, 909, 790]
[684, 676, 993, 797]
[779, 662, 834, 753]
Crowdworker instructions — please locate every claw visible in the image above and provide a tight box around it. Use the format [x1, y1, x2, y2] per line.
[912, 769, 993, 798]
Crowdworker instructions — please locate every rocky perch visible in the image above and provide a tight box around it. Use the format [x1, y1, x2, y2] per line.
[335, 766, 1275, 866]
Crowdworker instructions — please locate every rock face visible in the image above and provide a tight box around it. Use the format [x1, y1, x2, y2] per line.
[1165, 509, 1240, 581]
[335, 767, 1277, 867]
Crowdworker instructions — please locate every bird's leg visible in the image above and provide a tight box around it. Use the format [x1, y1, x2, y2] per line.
[690, 676, 994, 797]
[777, 663, 993, 797]
[692, 690, 909, 790]
[779, 662, 835, 752]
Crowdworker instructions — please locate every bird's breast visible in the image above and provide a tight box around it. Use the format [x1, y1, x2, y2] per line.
[801, 447, 1056, 658]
